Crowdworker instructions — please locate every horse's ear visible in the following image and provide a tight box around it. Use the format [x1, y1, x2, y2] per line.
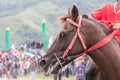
[71, 5, 79, 21]
[82, 14, 89, 19]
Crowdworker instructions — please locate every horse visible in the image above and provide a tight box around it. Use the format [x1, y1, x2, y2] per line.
[39, 5, 120, 80]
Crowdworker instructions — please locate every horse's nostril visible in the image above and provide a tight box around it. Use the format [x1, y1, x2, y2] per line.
[40, 59, 46, 66]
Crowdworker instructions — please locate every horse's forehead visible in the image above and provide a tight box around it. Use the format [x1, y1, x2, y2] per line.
[63, 22, 71, 28]
[62, 21, 75, 31]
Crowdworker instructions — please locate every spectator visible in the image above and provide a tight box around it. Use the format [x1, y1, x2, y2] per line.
[75, 56, 87, 80]
[58, 69, 62, 80]
[70, 61, 76, 75]
[11, 61, 18, 80]
[0, 61, 3, 78]
[30, 59, 37, 80]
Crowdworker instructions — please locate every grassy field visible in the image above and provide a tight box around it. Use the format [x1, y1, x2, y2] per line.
[1, 73, 76, 80]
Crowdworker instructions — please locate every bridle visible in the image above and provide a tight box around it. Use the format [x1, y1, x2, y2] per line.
[54, 16, 118, 68]
[61, 16, 86, 59]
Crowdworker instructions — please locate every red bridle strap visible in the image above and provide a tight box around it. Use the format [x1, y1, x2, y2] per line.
[61, 16, 87, 59]
[75, 29, 118, 57]
[61, 16, 119, 59]
[87, 30, 118, 52]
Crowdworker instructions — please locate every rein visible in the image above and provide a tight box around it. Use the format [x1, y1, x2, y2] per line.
[61, 16, 118, 59]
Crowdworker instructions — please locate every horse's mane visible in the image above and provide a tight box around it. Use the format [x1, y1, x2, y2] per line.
[85, 17, 119, 46]
[58, 15, 70, 24]
[89, 18, 111, 35]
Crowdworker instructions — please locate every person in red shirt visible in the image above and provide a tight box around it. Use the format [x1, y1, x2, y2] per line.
[91, 0, 120, 44]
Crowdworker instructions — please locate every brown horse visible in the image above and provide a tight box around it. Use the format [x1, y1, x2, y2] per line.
[40, 5, 120, 80]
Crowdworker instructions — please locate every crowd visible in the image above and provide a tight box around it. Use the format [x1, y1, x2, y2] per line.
[0, 39, 91, 80]
[0, 40, 43, 80]
[0, 40, 90, 80]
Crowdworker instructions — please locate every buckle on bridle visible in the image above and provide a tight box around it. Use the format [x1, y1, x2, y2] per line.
[59, 57, 65, 64]
[85, 49, 89, 54]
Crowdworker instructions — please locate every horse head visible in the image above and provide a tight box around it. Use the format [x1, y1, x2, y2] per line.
[39, 5, 119, 76]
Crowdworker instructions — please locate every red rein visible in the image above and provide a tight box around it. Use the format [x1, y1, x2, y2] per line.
[61, 16, 118, 59]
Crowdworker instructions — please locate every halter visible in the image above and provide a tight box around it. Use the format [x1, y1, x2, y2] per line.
[54, 16, 118, 69]
[61, 16, 87, 59]
[61, 16, 118, 59]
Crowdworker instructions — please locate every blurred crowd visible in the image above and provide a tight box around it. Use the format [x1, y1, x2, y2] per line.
[0, 40, 90, 80]
[0, 40, 43, 80]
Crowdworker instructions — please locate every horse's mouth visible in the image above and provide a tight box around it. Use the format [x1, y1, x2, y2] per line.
[47, 62, 60, 74]
[40, 59, 60, 74]
[49, 56, 76, 74]
[48, 57, 66, 74]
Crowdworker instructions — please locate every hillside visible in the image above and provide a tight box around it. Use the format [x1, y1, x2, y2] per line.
[0, 0, 114, 50]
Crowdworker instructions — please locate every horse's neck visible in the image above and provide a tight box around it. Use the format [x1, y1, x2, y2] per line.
[81, 19, 120, 80]
[89, 42, 120, 80]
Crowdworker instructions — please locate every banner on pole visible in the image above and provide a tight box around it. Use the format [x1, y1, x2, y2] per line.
[113, 0, 117, 2]
[41, 18, 48, 50]
[5, 27, 10, 49]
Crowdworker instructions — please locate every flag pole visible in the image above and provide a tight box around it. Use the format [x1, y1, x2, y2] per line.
[41, 18, 48, 52]
[113, 0, 117, 2]
[5, 27, 10, 50]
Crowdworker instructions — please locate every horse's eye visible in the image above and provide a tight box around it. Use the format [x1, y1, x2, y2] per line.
[59, 31, 66, 38]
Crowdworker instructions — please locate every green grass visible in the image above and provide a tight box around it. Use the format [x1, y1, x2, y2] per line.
[19, 73, 76, 80]
[1, 73, 76, 80]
